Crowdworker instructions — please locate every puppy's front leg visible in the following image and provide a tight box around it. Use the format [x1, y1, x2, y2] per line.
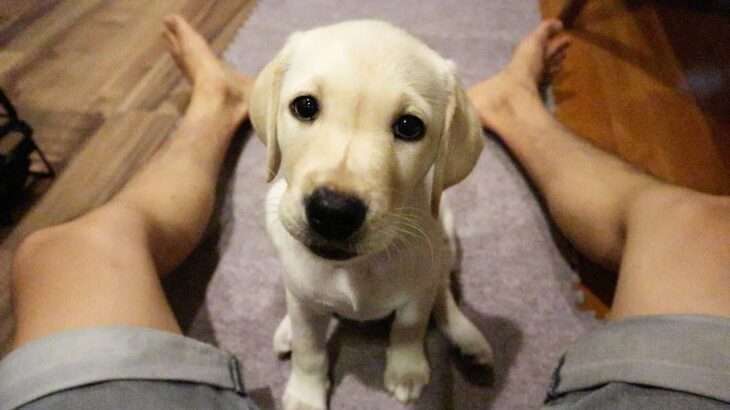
[384, 296, 433, 403]
[283, 290, 331, 410]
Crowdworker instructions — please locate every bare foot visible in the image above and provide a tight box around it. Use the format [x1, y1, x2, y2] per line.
[163, 14, 253, 121]
[468, 19, 569, 130]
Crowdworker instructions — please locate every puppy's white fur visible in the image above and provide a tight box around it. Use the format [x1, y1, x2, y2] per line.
[251, 20, 491, 409]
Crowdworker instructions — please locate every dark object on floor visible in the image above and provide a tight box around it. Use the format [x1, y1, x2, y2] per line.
[0, 89, 54, 225]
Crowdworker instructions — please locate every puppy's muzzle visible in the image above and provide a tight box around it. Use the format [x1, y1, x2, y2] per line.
[306, 187, 366, 240]
[305, 187, 366, 260]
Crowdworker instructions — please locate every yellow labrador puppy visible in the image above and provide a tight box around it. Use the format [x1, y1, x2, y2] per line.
[251, 20, 491, 409]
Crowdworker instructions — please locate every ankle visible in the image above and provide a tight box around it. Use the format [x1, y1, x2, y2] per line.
[189, 84, 247, 119]
[482, 85, 546, 134]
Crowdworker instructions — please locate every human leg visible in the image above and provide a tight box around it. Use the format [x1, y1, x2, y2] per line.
[464, 19, 730, 410]
[468, 20, 730, 319]
[10, 15, 253, 348]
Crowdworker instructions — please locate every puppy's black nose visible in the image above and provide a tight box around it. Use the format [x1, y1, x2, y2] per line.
[306, 187, 367, 241]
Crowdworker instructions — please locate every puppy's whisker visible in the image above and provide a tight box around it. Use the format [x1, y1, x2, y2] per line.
[393, 233, 417, 271]
[395, 216, 435, 266]
[384, 236, 394, 261]
[392, 222, 416, 241]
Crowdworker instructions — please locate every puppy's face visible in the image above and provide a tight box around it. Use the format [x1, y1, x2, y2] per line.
[251, 21, 483, 261]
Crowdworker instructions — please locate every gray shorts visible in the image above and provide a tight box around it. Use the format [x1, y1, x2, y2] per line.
[543, 315, 730, 409]
[1, 315, 729, 409]
[0, 327, 258, 410]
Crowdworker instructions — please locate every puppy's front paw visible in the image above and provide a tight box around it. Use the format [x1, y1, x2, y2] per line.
[384, 348, 430, 403]
[283, 370, 329, 410]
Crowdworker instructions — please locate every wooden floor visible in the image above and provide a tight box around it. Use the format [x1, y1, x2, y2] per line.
[1, 1, 257, 238]
[542, 0, 730, 193]
[0, 0, 257, 351]
[541, 0, 730, 316]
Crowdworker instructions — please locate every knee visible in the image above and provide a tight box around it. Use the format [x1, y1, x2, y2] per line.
[11, 215, 122, 284]
[629, 186, 730, 236]
[545, 179, 627, 266]
[11, 225, 67, 293]
[13, 225, 69, 275]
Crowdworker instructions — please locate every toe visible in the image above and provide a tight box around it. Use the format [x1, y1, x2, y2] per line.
[163, 14, 184, 37]
[163, 15, 176, 29]
[542, 18, 564, 38]
[163, 30, 180, 55]
[547, 36, 571, 59]
[394, 382, 412, 402]
[530, 19, 563, 47]
[172, 15, 193, 38]
[384, 355, 429, 403]
[393, 379, 425, 402]
[472, 349, 494, 365]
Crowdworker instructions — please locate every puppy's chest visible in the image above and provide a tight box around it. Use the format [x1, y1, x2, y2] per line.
[309, 263, 413, 321]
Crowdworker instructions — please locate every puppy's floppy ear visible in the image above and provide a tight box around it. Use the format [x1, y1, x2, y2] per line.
[250, 33, 300, 182]
[431, 62, 484, 216]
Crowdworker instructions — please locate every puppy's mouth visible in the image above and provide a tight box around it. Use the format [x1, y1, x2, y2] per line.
[307, 244, 358, 261]
[279, 217, 361, 261]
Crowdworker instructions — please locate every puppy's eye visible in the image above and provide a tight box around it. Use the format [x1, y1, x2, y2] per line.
[291, 95, 319, 121]
[392, 115, 425, 141]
